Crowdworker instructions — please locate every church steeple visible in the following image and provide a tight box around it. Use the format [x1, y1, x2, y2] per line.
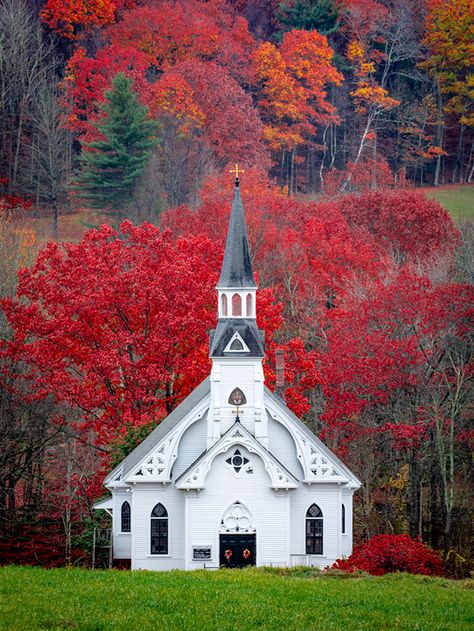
[208, 167, 266, 447]
[217, 179, 257, 290]
[210, 170, 264, 356]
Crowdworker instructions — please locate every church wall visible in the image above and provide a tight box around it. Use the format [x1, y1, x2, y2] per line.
[112, 488, 132, 559]
[289, 484, 344, 568]
[184, 450, 290, 570]
[171, 416, 207, 480]
[341, 488, 354, 558]
[130, 484, 185, 570]
[213, 360, 264, 436]
[267, 417, 304, 480]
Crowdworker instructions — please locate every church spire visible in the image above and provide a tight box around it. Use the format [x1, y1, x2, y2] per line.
[217, 175, 257, 289]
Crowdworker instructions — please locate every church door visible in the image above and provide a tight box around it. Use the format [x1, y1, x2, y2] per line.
[220, 534, 256, 568]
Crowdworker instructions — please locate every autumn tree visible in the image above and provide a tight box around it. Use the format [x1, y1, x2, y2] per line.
[40, 0, 135, 40]
[77, 73, 157, 213]
[253, 28, 342, 192]
[421, 0, 474, 183]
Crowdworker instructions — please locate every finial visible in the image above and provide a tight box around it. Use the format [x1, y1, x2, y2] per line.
[229, 163, 244, 186]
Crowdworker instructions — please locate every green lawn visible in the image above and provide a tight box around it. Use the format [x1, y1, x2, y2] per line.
[423, 184, 474, 223]
[1, 566, 473, 631]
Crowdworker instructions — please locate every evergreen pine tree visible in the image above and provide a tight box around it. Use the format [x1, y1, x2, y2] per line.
[77, 73, 157, 210]
[276, 0, 341, 37]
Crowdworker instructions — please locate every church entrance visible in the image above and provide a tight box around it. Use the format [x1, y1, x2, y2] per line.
[220, 534, 256, 568]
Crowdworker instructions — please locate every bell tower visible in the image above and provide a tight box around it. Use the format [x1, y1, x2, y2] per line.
[207, 169, 266, 448]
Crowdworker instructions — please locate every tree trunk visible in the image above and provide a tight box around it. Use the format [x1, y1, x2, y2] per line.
[434, 85, 444, 187]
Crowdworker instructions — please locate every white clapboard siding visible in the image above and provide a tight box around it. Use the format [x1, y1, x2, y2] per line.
[171, 417, 207, 480]
[342, 489, 354, 558]
[289, 484, 343, 568]
[130, 483, 185, 570]
[184, 450, 289, 569]
[112, 490, 132, 559]
[267, 417, 304, 480]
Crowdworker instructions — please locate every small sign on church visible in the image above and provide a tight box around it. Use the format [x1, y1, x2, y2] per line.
[192, 546, 212, 561]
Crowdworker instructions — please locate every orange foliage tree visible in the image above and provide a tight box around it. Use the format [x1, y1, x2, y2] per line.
[40, 0, 139, 39]
[253, 28, 342, 191]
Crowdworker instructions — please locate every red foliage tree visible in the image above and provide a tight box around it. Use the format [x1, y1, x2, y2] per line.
[40, 0, 140, 40]
[2, 221, 286, 449]
[105, 0, 256, 82]
[150, 60, 268, 168]
[332, 534, 444, 576]
[63, 45, 151, 142]
[335, 190, 460, 264]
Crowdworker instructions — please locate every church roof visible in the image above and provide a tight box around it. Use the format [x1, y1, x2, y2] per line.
[217, 183, 257, 289]
[264, 386, 362, 488]
[210, 318, 264, 358]
[105, 377, 211, 485]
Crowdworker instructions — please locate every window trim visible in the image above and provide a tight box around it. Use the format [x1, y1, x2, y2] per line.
[121, 500, 131, 533]
[150, 503, 169, 555]
[305, 504, 323, 555]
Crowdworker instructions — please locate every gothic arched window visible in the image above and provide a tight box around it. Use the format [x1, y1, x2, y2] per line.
[342, 504, 346, 534]
[230, 338, 244, 351]
[151, 503, 168, 555]
[306, 504, 323, 554]
[246, 293, 253, 317]
[221, 294, 228, 317]
[121, 501, 131, 533]
[232, 293, 242, 316]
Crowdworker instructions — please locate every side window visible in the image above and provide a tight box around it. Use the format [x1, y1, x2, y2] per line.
[232, 293, 242, 316]
[121, 501, 131, 533]
[306, 504, 323, 554]
[151, 503, 168, 554]
[221, 294, 228, 317]
[246, 293, 253, 317]
[342, 504, 346, 534]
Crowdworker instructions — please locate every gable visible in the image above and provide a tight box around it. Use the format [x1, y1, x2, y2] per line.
[105, 378, 211, 486]
[175, 422, 298, 490]
[264, 387, 361, 489]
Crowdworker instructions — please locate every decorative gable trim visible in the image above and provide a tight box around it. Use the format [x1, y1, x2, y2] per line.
[264, 393, 360, 487]
[175, 422, 299, 490]
[123, 396, 210, 484]
[223, 331, 250, 353]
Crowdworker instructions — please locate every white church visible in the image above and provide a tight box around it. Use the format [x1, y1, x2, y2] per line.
[95, 175, 361, 570]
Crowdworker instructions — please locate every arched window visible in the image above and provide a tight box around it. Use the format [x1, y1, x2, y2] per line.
[342, 504, 346, 534]
[232, 293, 242, 316]
[221, 294, 228, 317]
[306, 504, 323, 554]
[246, 293, 253, 317]
[151, 503, 168, 555]
[121, 501, 131, 533]
[230, 338, 244, 351]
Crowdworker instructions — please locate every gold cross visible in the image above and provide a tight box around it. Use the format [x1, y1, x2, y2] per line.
[232, 406, 244, 422]
[229, 163, 244, 181]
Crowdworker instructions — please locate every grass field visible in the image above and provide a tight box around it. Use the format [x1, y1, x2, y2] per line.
[1, 566, 473, 631]
[422, 184, 474, 223]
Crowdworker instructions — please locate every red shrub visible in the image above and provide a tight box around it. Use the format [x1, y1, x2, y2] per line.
[332, 534, 444, 576]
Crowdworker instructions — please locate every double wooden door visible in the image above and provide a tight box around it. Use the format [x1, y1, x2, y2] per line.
[219, 534, 256, 568]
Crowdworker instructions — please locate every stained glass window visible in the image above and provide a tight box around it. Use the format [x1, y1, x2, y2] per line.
[151, 503, 168, 555]
[306, 504, 323, 554]
[121, 501, 131, 533]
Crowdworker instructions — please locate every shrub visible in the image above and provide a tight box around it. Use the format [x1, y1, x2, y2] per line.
[332, 534, 444, 576]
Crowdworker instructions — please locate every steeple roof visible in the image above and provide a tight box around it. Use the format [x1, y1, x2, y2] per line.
[217, 182, 257, 289]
